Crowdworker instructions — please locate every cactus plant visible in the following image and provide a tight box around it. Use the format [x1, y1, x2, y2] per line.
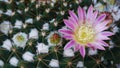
[0, 0, 120, 68]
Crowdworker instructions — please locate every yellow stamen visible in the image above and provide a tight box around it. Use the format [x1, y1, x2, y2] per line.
[16, 35, 25, 42]
[74, 24, 95, 45]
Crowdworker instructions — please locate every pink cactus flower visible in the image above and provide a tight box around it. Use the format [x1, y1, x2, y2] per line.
[59, 5, 113, 58]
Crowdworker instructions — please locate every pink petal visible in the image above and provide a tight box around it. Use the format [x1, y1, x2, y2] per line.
[101, 20, 109, 26]
[96, 34, 110, 40]
[63, 19, 75, 29]
[101, 31, 114, 36]
[96, 27, 108, 33]
[69, 10, 78, 22]
[68, 17, 78, 25]
[82, 9, 86, 20]
[95, 22, 109, 32]
[94, 14, 106, 26]
[87, 5, 94, 20]
[77, 7, 86, 25]
[92, 11, 98, 21]
[74, 44, 81, 52]
[77, 6, 84, 21]
[97, 40, 109, 47]
[87, 43, 96, 50]
[95, 20, 109, 31]
[64, 40, 75, 50]
[79, 46, 86, 58]
[93, 42, 105, 50]
[63, 35, 73, 40]
[59, 29, 73, 35]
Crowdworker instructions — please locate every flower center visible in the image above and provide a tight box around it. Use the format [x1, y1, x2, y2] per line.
[74, 24, 95, 45]
[16, 35, 25, 42]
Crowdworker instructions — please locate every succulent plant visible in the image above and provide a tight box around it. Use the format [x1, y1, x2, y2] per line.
[0, 0, 120, 68]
